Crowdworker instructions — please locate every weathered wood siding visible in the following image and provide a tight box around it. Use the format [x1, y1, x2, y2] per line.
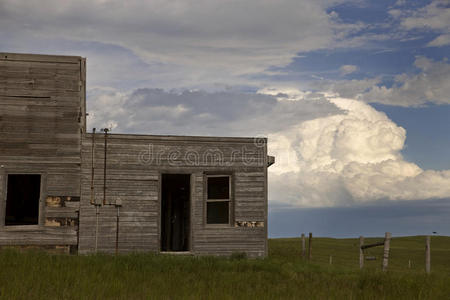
[79, 134, 268, 257]
[0, 52, 269, 257]
[0, 53, 85, 248]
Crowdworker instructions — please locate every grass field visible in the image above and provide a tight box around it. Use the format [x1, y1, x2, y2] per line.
[1, 236, 449, 299]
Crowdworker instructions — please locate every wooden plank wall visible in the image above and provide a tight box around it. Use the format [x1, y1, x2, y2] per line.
[0, 53, 84, 249]
[79, 134, 268, 257]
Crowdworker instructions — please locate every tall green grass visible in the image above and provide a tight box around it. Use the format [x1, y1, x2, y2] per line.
[0, 236, 449, 299]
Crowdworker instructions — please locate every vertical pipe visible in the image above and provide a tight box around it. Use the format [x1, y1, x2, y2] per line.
[308, 232, 312, 260]
[425, 236, 431, 274]
[115, 205, 120, 255]
[91, 128, 100, 253]
[359, 236, 364, 270]
[75, 210, 80, 254]
[90, 128, 96, 205]
[301, 233, 306, 258]
[95, 205, 99, 253]
[382, 232, 391, 272]
[103, 128, 109, 205]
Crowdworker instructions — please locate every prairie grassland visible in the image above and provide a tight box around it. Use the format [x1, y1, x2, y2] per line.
[0, 236, 449, 299]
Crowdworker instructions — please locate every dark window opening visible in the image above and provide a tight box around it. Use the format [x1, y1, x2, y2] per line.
[207, 176, 229, 199]
[207, 201, 229, 224]
[5, 174, 41, 226]
[161, 174, 190, 252]
[206, 176, 231, 225]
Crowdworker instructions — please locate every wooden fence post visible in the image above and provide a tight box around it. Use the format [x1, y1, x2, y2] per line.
[308, 232, 312, 260]
[382, 232, 391, 272]
[359, 236, 364, 270]
[425, 236, 431, 274]
[301, 233, 306, 258]
[329, 256, 333, 265]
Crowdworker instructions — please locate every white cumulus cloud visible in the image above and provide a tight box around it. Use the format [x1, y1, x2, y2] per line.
[268, 95, 450, 207]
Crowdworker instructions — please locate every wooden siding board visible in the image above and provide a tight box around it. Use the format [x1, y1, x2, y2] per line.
[0, 227, 77, 246]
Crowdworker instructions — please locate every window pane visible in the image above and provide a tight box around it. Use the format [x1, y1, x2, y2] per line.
[207, 176, 229, 199]
[5, 174, 41, 226]
[207, 201, 229, 224]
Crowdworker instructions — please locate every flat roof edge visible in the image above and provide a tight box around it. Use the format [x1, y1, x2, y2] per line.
[0, 52, 83, 63]
[84, 132, 267, 143]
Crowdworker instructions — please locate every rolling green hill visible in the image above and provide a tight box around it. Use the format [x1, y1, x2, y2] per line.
[1, 236, 449, 299]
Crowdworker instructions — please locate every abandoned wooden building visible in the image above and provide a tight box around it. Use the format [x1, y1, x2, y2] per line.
[0, 52, 274, 257]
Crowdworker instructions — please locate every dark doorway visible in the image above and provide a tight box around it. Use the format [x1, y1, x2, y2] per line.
[5, 174, 41, 226]
[161, 174, 190, 252]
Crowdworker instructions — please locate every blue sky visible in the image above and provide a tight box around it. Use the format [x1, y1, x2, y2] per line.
[1, 0, 449, 237]
[372, 103, 450, 170]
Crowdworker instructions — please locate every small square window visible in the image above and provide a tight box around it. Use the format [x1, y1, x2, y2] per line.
[206, 175, 231, 225]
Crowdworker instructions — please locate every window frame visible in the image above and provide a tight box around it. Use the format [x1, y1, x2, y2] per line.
[204, 174, 233, 226]
[0, 171, 47, 229]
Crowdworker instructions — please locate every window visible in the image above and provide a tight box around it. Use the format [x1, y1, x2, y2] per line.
[5, 174, 41, 226]
[206, 175, 231, 224]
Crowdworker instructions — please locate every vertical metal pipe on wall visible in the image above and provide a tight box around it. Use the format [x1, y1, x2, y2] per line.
[89, 128, 102, 253]
[90, 128, 96, 205]
[103, 128, 109, 206]
[95, 205, 99, 252]
[92, 127, 121, 255]
[115, 203, 121, 255]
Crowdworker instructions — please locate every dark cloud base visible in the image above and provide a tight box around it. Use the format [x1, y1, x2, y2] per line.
[87, 88, 341, 137]
[269, 198, 450, 238]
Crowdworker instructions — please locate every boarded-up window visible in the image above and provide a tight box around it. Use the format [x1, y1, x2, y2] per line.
[5, 174, 41, 226]
[206, 175, 231, 224]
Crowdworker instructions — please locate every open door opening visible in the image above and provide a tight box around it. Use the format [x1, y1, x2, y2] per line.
[161, 174, 190, 252]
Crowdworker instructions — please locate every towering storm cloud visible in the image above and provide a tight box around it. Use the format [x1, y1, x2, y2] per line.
[268, 95, 450, 206]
